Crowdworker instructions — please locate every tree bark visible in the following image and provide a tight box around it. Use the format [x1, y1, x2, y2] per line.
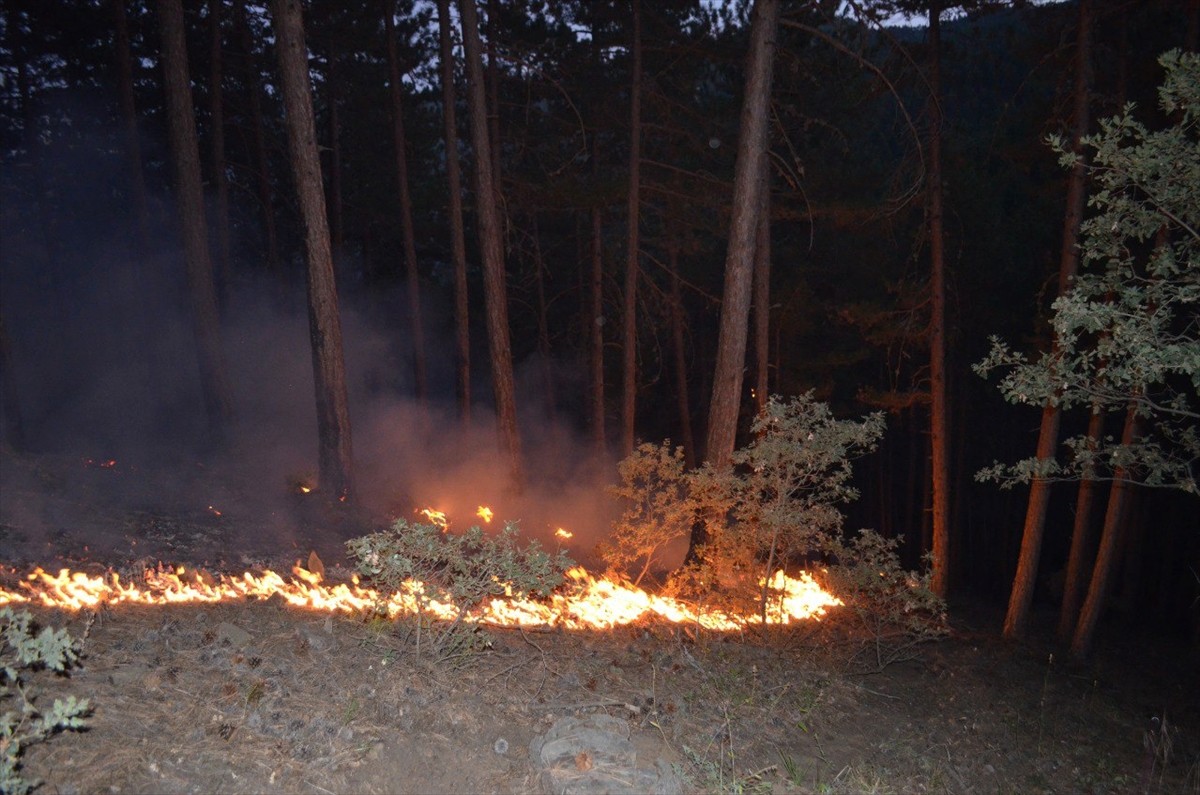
[209, 0, 232, 305]
[752, 147, 771, 420]
[1002, 0, 1092, 634]
[385, 1, 428, 402]
[1057, 406, 1105, 640]
[158, 0, 235, 444]
[327, 38, 344, 258]
[703, 0, 779, 469]
[459, 0, 524, 491]
[668, 238, 696, 469]
[926, 2, 951, 598]
[113, 0, 151, 252]
[0, 309, 24, 451]
[436, 0, 472, 424]
[233, 0, 282, 283]
[590, 206, 607, 458]
[1070, 404, 1140, 659]
[270, 0, 354, 498]
[620, 0, 643, 458]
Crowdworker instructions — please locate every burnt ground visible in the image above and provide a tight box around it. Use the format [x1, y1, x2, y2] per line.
[2, 449, 1199, 795]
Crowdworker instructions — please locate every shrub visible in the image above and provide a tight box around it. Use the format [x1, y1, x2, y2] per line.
[346, 519, 574, 659]
[1, 607, 91, 795]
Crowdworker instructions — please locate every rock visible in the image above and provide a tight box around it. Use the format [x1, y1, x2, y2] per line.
[217, 621, 253, 648]
[530, 714, 683, 795]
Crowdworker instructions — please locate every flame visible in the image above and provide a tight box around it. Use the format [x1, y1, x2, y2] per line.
[0, 563, 842, 631]
[417, 508, 448, 530]
[207, 505, 222, 517]
[298, 485, 312, 494]
[555, 527, 573, 540]
[476, 505, 494, 523]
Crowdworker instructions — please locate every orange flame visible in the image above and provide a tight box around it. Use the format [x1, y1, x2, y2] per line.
[476, 506, 494, 523]
[0, 563, 842, 631]
[554, 528, 573, 540]
[417, 508, 448, 530]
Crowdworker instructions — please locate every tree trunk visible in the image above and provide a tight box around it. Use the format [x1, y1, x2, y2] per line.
[486, 0, 502, 214]
[385, 1, 428, 403]
[620, 0, 643, 458]
[668, 239, 696, 469]
[752, 147, 771, 420]
[459, 0, 524, 491]
[234, 0, 282, 283]
[209, 0, 232, 305]
[1070, 404, 1140, 659]
[326, 39, 344, 259]
[590, 206, 607, 458]
[703, 0, 779, 469]
[436, 0, 471, 424]
[926, 2, 951, 598]
[158, 0, 235, 444]
[112, 0, 151, 252]
[270, 0, 354, 498]
[1058, 406, 1105, 641]
[1002, 0, 1092, 634]
[0, 309, 24, 451]
[531, 215, 556, 419]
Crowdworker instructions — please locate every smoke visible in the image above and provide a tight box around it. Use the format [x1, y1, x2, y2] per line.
[0, 98, 621, 570]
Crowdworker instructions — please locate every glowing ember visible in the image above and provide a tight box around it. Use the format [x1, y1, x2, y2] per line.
[298, 485, 312, 494]
[0, 564, 842, 631]
[83, 458, 117, 469]
[418, 508, 448, 529]
[476, 505, 494, 523]
[207, 505, 222, 517]
[555, 528, 573, 540]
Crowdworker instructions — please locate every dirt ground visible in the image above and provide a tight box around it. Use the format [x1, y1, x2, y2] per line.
[3, 450, 1199, 794]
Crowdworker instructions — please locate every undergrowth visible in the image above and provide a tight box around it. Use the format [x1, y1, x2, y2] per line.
[1, 607, 91, 795]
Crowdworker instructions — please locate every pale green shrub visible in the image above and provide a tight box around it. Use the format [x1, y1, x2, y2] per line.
[1, 607, 90, 795]
[346, 519, 573, 659]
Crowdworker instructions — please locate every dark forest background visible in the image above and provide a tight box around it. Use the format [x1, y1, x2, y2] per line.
[0, 0, 1196, 649]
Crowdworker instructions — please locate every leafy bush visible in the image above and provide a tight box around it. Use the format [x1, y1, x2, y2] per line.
[600, 441, 695, 586]
[673, 394, 886, 617]
[1, 607, 90, 795]
[823, 530, 948, 669]
[606, 394, 946, 655]
[346, 520, 574, 659]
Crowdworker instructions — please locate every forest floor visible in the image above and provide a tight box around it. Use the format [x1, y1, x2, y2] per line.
[2, 449, 1199, 795]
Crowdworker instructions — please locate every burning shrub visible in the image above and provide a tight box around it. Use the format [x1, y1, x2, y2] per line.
[607, 394, 943, 648]
[346, 519, 574, 658]
[1, 608, 91, 795]
[599, 441, 695, 586]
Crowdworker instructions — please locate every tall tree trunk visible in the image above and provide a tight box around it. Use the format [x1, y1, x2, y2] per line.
[1058, 407, 1105, 640]
[0, 310, 24, 451]
[590, 206, 607, 458]
[531, 215, 556, 419]
[1002, 0, 1092, 635]
[703, 0, 779, 469]
[620, 0, 643, 458]
[327, 39, 344, 259]
[926, 2, 951, 598]
[270, 0, 354, 498]
[209, 0, 232, 305]
[113, 0, 151, 251]
[668, 238, 696, 469]
[384, 1, 428, 402]
[158, 0, 234, 444]
[1070, 404, 1140, 659]
[752, 148, 771, 420]
[459, 0, 524, 490]
[436, 0, 471, 424]
[486, 0, 502, 215]
[234, 0, 282, 283]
